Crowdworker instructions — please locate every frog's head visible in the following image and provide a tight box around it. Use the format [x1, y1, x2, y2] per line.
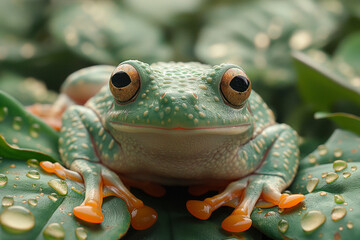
[106, 60, 254, 138]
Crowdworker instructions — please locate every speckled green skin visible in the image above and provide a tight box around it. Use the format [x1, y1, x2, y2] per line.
[59, 61, 299, 187]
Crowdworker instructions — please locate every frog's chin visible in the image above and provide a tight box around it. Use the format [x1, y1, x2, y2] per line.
[108, 121, 252, 135]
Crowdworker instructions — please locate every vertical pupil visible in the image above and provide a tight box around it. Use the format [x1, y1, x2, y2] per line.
[230, 76, 249, 92]
[111, 72, 131, 88]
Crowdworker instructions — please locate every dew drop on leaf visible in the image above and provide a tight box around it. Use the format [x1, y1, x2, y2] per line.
[12, 116, 23, 130]
[26, 159, 39, 168]
[29, 123, 40, 138]
[333, 148, 343, 158]
[26, 170, 40, 180]
[0, 174, 8, 187]
[325, 172, 339, 183]
[0, 206, 35, 233]
[277, 219, 289, 233]
[306, 178, 319, 193]
[48, 193, 59, 202]
[2, 196, 14, 207]
[43, 223, 65, 240]
[317, 145, 328, 156]
[343, 171, 351, 178]
[347, 221, 354, 229]
[331, 206, 347, 221]
[28, 198, 38, 207]
[75, 227, 88, 240]
[351, 166, 357, 171]
[334, 195, 345, 204]
[333, 160, 347, 171]
[0, 106, 8, 122]
[301, 210, 326, 232]
[48, 179, 68, 195]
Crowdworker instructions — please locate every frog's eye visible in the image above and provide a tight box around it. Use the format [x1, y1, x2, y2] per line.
[109, 64, 140, 103]
[220, 68, 251, 107]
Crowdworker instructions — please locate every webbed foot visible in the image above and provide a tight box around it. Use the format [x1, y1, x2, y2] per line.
[187, 175, 304, 232]
[40, 160, 159, 230]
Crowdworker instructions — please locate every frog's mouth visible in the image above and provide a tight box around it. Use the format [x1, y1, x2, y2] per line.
[109, 121, 252, 135]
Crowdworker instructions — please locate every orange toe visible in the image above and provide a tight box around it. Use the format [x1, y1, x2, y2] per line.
[186, 200, 212, 220]
[40, 161, 55, 173]
[278, 194, 305, 208]
[131, 206, 157, 230]
[73, 205, 104, 223]
[221, 215, 252, 232]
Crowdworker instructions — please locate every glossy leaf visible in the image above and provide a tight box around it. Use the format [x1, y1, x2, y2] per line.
[293, 51, 360, 110]
[251, 129, 360, 239]
[50, 1, 172, 65]
[195, 0, 343, 86]
[0, 158, 130, 240]
[0, 90, 60, 162]
[315, 112, 360, 135]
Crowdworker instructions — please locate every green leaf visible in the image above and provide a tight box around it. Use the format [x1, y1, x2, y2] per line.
[195, 0, 343, 87]
[293, 51, 360, 111]
[124, 188, 264, 240]
[0, 73, 57, 106]
[49, 1, 172, 65]
[0, 158, 130, 240]
[251, 129, 360, 239]
[0, 90, 60, 162]
[315, 112, 360, 136]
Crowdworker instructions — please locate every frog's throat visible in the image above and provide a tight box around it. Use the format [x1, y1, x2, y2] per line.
[109, 121, 252, 135]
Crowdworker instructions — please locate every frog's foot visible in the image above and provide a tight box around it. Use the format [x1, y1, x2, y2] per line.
[187, 176, 304, 232]
[40, 160, 157, 230]
[122, 177, 166, 198]
[27, 104, 63, 130]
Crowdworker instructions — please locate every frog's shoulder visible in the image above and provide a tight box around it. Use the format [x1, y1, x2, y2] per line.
[248, 90, 276, 135]
[85, 85, 113, 124]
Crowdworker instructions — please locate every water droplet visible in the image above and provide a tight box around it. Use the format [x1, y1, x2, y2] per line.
[347, 221, 353, 229]
[321, 172, 328, 178]
[28, 199, 38, 207]
[317, 145, 328, 156]
[43, 223, 65, 240]
[0, 174, 8, 187]
[265, 211, 276, 217]
[26, 170, 40, 180]
[308, 154, 317, 163]
[326, 172, 339, 183]
[343, 171, 351, 178]
[15, 176, 20, 180]
[26, 159, 39, 168]
[12, 116, 23, 130]
[48, 193, 58, 202]
[71, 186, 83, 194]
[331, 206, 347, 221]
[48, 179, 68, 195]
[0, 206, 35, 233]
[29, 123, 40, 138]
[334, 148, 343, 158]
[32, 184, 37, 188]
[301, 210, 326, 232]
[2, 196, 14, 207]
[278, 208, 284, 214]
[306, 178, 319, 193]
[75, 227, 88, 240]
[0, 106, 8, 122]
[320, 191, 327, 196]
[333, 160, 347, 171]
[351, 166, 357, 171]
[277, 219, 289, 233]
[334, 195, 345, 204]
[10, 164, 16, 168]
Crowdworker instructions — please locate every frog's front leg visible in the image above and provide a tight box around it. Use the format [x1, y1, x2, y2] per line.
[187, 124, 305, 232]
[41, 105, 158, 230]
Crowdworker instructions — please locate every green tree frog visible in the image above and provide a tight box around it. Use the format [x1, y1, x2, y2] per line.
[40, 60, 304, 232]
